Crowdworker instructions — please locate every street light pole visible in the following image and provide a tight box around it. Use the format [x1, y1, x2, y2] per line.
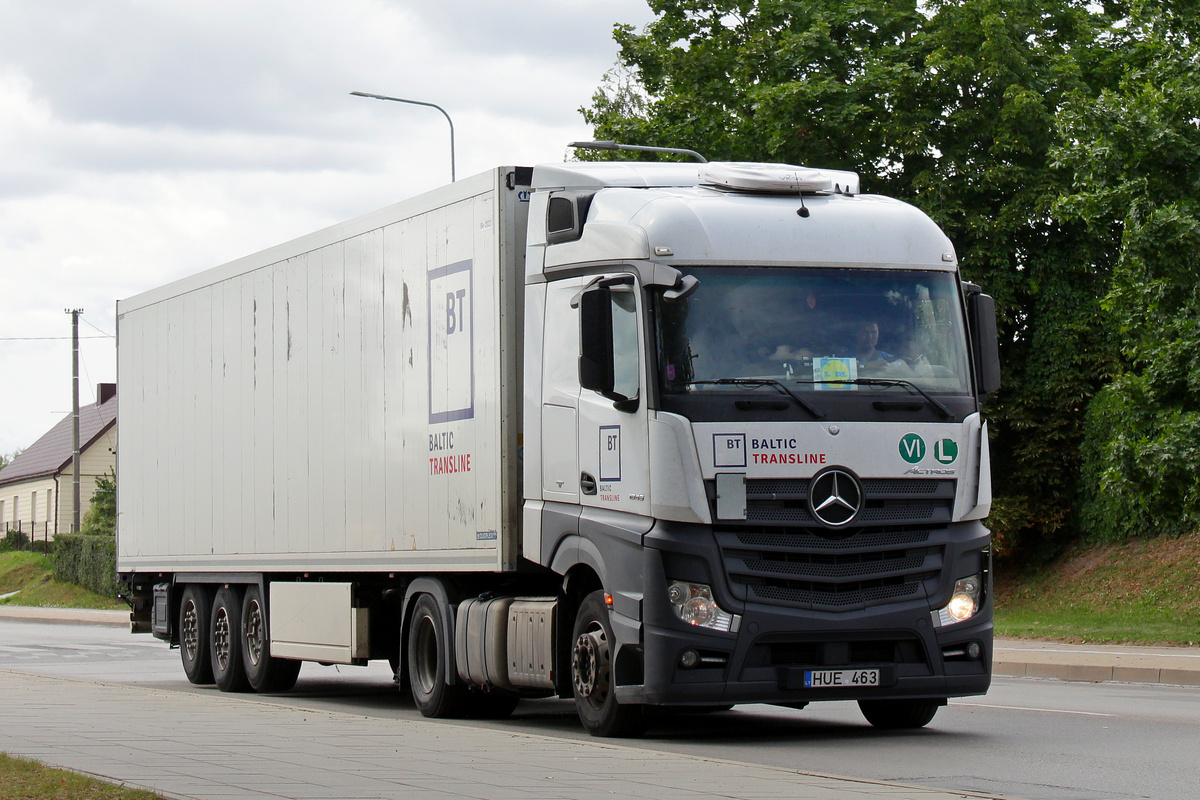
[350, 91, 456, 182]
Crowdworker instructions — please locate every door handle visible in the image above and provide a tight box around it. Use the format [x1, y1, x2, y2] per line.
[580, 472, 597, 495]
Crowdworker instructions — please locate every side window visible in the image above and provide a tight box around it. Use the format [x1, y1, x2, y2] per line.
[610, 288, 639, 400]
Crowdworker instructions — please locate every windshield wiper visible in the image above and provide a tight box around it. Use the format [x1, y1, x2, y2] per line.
[796, 378, 952, 418]
[684, 378, 825, 419]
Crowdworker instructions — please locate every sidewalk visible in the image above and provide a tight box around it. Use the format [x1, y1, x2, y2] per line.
[4, 604, 1199, 686]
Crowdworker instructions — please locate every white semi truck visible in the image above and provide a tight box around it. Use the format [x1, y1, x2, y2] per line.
[116, 153, 999, 737]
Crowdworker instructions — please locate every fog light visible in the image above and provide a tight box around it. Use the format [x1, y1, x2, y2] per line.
[934, 573, 983, 627]
[679, 649, 701, 669]
[667, 581, 740, 633]
[967, 641, 982, 660]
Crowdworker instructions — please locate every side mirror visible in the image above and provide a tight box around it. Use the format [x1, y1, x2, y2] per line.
[579, 287, 615, 396]
[967, 292, 1001, 396]
[579, 284, 640, 412]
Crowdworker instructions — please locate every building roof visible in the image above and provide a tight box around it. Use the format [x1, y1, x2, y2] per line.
[0, 386, 117, 488]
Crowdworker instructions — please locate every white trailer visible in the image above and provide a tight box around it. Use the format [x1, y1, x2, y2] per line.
[118, 156, 999, 736]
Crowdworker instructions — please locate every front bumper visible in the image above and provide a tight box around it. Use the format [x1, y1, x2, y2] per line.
[628, 519, 992, 707]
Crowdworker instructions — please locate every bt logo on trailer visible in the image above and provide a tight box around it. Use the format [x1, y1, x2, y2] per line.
[446, 288, 467, 335]
[428, 260, 474, 424]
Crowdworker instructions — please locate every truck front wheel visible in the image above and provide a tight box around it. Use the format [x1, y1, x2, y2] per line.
[179, 585, 213, 685]
[570, 591, 645, 737]
[858, 698, 942, 729]
[406, 594, 468, 718]
[241, 586, 301, 693]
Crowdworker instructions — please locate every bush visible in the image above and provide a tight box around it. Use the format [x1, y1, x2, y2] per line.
[52, 534, 117, 597]
[80, 470, 116, 536]
[1, 530, 29, 552]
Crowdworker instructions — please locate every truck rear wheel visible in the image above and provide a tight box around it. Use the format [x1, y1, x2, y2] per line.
[858, 698, 942, 729]
[178, 585, 214, 685]
[240, 586, 301, 693]
[406, 593, 468, 718]
[211, 586, 251, 693]
[571, 590, 645, 737]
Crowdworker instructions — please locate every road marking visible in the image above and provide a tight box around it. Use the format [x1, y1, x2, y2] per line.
[951, 701, 1115, 717]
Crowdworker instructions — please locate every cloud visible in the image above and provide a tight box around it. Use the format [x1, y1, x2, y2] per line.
[0, 0, 655, 454]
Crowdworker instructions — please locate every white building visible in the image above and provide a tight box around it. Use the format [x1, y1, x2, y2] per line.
[0, 384, 117, 542]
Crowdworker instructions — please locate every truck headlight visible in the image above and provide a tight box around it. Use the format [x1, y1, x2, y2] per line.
[667, 581, 740, 633]
[933, 574, 983, 627]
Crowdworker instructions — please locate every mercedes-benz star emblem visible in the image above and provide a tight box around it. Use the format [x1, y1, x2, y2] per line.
[808, 468, 862, 528]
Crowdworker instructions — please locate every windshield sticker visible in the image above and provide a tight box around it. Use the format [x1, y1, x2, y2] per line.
[813, 357, 857, 389]
[713, 433, 747, 468]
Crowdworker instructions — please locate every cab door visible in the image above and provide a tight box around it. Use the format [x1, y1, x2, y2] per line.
[576, 274, 651, 518]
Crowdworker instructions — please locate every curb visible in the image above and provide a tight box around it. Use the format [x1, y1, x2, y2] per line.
[0, 606, 128, 627]
[993, 638, 1200, 687]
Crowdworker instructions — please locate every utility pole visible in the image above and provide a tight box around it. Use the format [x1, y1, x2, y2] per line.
[66, 308, 83, 533]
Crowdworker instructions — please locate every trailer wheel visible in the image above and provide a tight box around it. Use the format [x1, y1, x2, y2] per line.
[240, 586, 301, 693]
[178, 585, 214, 685]
[211, 586, 251, 693]
[858, 698, 942, 729]
[570, 590, 646, 737]
[406, 594, 468, 718]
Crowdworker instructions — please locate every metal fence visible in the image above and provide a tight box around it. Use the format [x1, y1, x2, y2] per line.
[2, 521, 55, 551]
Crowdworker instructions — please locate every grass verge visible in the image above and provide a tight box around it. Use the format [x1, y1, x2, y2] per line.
[0, 552, 123, 610]
[995, 530, 1200, 646]
[0, 753, 162, 800]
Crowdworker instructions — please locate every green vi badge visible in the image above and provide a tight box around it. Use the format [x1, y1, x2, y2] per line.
[899, 433, 925, 464]
[934, 438, 959, 465]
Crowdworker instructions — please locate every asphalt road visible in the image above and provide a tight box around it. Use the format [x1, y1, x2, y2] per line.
[2, 618, 1197, 800]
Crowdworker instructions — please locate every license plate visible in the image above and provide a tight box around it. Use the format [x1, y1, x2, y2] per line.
[804, 668, 880, 688]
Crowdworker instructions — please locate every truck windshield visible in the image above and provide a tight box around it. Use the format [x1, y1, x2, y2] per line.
[657, 267, 972, 397]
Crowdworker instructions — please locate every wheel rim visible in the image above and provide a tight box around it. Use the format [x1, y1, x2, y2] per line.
[214, 607, 231, 671]
[413, 614, 439, 696]
[244, 599, 264, 667]
[572, 623, 611, 707]
[181, 599, 199, 662]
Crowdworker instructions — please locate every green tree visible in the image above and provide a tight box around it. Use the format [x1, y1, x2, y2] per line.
[80, 470, 116, 536]
[585, 0, 1124, 559]
[1055, 6, 1200, 541]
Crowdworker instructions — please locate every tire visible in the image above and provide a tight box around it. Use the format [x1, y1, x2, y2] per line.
[858, 698, 942, 729]
[570, 590, 646, 737]
[178, 585, 214, 685]
[240, 586, 301, 693]
[211, 586, 251, 693]
[406, 594, 468, 718]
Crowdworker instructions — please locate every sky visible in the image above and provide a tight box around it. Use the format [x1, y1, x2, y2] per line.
[0, 0, 656, 456]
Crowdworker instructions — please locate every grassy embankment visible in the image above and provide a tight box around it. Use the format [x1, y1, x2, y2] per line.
[994, 530, 1200, 645]
[0, 753, 161, 800]
[0, 551, 123, 609]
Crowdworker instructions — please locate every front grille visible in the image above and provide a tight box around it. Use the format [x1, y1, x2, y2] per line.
[715, 477, 956, 528]
[714, 477, 956, 611]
